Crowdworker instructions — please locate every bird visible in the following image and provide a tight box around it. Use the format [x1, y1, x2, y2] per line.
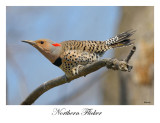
[22, 30, 135, 78]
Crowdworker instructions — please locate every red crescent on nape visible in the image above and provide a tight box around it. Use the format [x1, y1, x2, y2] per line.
[52, 43, 61, 46]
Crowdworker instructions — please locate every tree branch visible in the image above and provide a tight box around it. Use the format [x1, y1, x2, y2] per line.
[21, 46, 136, 105]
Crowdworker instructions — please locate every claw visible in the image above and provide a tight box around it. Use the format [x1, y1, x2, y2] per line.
[71, 65, 84, 76]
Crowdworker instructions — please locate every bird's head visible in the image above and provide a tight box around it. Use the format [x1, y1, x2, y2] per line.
[22, 39, 62, 63]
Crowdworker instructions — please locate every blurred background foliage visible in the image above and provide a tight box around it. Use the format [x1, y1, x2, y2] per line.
[6, 6, 154, 105]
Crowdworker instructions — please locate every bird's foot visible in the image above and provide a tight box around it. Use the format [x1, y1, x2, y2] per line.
[72, 65, 84, 76]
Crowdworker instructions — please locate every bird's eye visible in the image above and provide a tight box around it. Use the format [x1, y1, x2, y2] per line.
[40, 41, 44, 44]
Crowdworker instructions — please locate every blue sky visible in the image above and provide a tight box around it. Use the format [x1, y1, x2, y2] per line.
[6, 6, 122, 105]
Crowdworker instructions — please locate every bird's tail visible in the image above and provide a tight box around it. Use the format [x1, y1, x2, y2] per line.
[106, 30, 136, 49]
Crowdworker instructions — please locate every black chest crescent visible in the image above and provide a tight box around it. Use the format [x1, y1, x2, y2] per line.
[53, 57, 62, 67]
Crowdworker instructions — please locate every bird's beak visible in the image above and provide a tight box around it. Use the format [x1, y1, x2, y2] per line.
[21, 40, 36, 45]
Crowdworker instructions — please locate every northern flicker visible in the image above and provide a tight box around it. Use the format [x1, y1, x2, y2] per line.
[22, 30, 135, 78]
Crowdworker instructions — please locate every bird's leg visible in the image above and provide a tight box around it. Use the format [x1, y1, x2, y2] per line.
[71, 65, 84, 76]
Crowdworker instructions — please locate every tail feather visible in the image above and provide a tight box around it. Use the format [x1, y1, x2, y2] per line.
[106, 29, 136, 49]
